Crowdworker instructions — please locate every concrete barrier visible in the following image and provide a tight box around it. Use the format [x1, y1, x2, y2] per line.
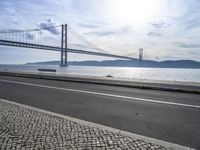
[0, 71, 199, 94]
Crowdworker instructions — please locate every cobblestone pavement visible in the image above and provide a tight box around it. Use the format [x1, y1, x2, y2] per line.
[0, 100, 168, 150]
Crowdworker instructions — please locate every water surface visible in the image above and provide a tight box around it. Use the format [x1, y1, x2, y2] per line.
[0, 64, 199, 83]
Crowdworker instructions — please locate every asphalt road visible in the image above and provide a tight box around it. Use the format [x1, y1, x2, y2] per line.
[0, 75, 199, 149]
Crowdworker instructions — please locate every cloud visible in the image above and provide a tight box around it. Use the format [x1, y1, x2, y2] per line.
[84, 26, 131, 37]
[77, 23, 100, 29]
[84, 31, 115, 37]
[69, 43, 91, 50]
[179, 44, 200, 48]
[38, 19, 60, 35]
[151, 22, 169, 29]
[183, 15, 200, 29]
[1, 0, 200, 62]
[147, 32, 161, 38]
[170, 0, 200, 30]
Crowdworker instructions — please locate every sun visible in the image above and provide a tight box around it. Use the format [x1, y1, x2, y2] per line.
[107, 0, 162, 25]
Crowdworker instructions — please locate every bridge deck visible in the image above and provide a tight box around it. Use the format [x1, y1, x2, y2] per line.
[0, 40, 133, 60]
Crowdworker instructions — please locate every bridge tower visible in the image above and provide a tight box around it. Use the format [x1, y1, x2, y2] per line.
[61, 24, 68, 66]
[139, 48, 143, 61]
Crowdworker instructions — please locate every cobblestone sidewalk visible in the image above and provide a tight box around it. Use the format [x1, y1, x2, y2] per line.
[0, 99, 168, 150]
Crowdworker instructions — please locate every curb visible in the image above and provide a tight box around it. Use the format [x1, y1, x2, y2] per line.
[0, 71, 199, 94]
[0, 98, 195, 150]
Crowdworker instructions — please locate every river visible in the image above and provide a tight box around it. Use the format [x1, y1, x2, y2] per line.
[0, 64, 200, 83]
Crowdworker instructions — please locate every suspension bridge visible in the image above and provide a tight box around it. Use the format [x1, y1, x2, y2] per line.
[0, 24, 135, 66]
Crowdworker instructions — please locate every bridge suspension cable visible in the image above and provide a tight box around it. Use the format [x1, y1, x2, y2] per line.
[67, 26, 107, 53]
[0, 25, 62, 33]
[0, 24, 108, 53]
[0, 25, 62, 47]
[0, 24, 134, 66]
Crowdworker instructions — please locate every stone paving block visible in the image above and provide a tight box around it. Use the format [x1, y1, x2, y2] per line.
[0, 100, 168, 150]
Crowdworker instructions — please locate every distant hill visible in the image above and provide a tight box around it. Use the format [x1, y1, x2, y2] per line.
[26, 59, 200, 69]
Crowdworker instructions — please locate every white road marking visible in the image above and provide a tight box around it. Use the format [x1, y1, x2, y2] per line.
[0, 79, 200, 109]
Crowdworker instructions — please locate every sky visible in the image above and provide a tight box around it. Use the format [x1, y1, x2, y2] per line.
[0, 0, 200, 64]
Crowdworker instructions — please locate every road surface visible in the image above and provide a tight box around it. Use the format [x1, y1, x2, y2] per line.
[0, 75, 199, 149]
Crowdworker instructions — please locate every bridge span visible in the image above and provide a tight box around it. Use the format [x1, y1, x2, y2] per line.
[0, 24, 135, 66]
[0, 39, 134, 60]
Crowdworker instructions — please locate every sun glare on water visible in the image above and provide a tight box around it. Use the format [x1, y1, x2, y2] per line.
[107, 0, 164, 25]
